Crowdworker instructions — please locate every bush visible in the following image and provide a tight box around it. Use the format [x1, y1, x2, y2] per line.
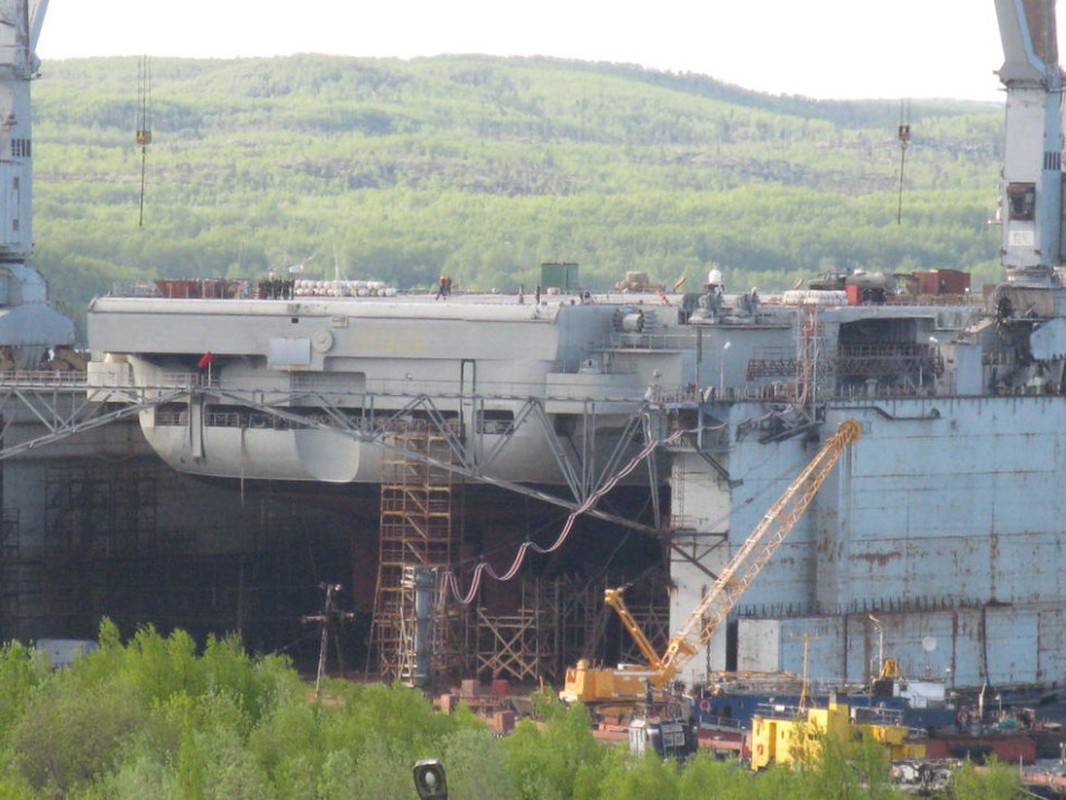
[953, 757, 1026, 800]
[503, 702, 604, 800]
[0, 641, 47, 737]
[442, 726, 518, 799]
[4, 673, 148, 795]
[678, 753, 750, 799]
[0, 620, 936, 799]
[594, 747, 680, 800]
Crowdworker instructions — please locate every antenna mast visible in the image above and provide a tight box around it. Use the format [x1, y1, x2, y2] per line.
[136, 55, 152, 227]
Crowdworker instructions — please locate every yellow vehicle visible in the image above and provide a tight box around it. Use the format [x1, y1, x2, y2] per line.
[561, 419, 863, 705]
[557, 659, 657, 707]
[750, 692, 926, 771]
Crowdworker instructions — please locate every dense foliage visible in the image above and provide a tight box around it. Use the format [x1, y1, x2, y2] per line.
[0, 622, 1029, 798]
[27, 55, 1003, 339]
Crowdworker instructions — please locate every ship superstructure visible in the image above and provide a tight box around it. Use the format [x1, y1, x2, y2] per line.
[87, 289, 695, 486]
[76, 0, 1066, 692]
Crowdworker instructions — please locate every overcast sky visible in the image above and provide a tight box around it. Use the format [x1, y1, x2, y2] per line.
[37, 1, 1013, 102]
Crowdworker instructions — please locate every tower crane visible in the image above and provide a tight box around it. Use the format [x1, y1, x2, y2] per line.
[560, 418, 862, 706]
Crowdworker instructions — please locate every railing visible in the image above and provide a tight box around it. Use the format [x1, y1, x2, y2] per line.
[155, 410, 189, 426]
[7, 365, 1035, 421]
[692, 713, 747, 731]
[852, 705, 906, 727]
[611, 332, 693, 351]
[0, 369, 88, 386]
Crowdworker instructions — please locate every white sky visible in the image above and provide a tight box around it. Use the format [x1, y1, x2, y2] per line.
[37, 1, 1012, 102]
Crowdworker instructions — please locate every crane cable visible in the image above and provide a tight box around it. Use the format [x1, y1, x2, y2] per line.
[137, 55, 152, 227]
[896, 99, 911, 225]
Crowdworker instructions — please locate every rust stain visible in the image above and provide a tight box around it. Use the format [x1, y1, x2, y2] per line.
[853, 551, 902, 567]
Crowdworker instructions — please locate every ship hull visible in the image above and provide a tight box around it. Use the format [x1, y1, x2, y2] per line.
[671, 395, 1066, 692]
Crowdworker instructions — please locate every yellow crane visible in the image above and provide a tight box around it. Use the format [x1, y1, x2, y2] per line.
[561, 418, 862, 706]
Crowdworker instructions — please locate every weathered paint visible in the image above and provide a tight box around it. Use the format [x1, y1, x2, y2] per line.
[670, 396, 1066, 690]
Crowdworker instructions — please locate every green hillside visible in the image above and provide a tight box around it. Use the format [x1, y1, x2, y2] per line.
[28, 55, 1004, 339]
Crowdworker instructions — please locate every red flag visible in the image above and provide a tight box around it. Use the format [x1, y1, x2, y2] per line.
[197, 351, 213, 369]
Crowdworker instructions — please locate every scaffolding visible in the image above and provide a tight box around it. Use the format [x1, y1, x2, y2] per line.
[547, 575, 601, 679]
[799, 305, 832, 406]
[472, 579, 551, 682]
[0, 508, 21, 634]
[470, 574, 670, 683]
[836, 342, 944, 389]
[369, 420, 458, 682]
[474, 605, 542, 680]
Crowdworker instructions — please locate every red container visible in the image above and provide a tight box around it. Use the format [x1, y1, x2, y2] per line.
[491, 678, 510, 697]
[915, 270, 971, 296]
[936, 269, 971, 295]
[923, 735, 1036, 764]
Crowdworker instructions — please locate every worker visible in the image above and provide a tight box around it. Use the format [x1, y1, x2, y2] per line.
[435, 275, 447, 300]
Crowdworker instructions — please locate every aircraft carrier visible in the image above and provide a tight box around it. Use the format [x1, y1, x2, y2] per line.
[5, 0, 1066, 693]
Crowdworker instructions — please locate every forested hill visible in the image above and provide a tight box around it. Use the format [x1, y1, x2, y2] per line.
[28, 54, 1003, 337]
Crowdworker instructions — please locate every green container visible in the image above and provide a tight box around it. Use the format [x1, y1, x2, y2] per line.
[540, 262, 579, 290]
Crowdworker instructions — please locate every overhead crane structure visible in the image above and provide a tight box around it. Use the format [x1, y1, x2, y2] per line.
[0, 370, 689, 540]
[0, 370, 185, 458]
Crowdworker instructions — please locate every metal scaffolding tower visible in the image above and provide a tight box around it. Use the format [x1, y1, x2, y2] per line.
[0, 508, 22, 635]
[799, 305, 831, 406]
[369, 420, 458, 682]
[473, 579, 548, 682]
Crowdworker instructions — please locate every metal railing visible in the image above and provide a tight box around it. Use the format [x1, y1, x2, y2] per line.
[0, 369, 88, 387]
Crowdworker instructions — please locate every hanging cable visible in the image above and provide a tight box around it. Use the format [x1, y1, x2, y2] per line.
[441, 423, 688, 605]
[136, 55, 152, 227]
[896, 99, 911, 225]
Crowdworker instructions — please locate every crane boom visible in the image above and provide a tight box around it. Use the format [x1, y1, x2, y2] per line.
[656, 418, 861, 685]
[604, 587, 667, 673]
[560, 419, 861, 704]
